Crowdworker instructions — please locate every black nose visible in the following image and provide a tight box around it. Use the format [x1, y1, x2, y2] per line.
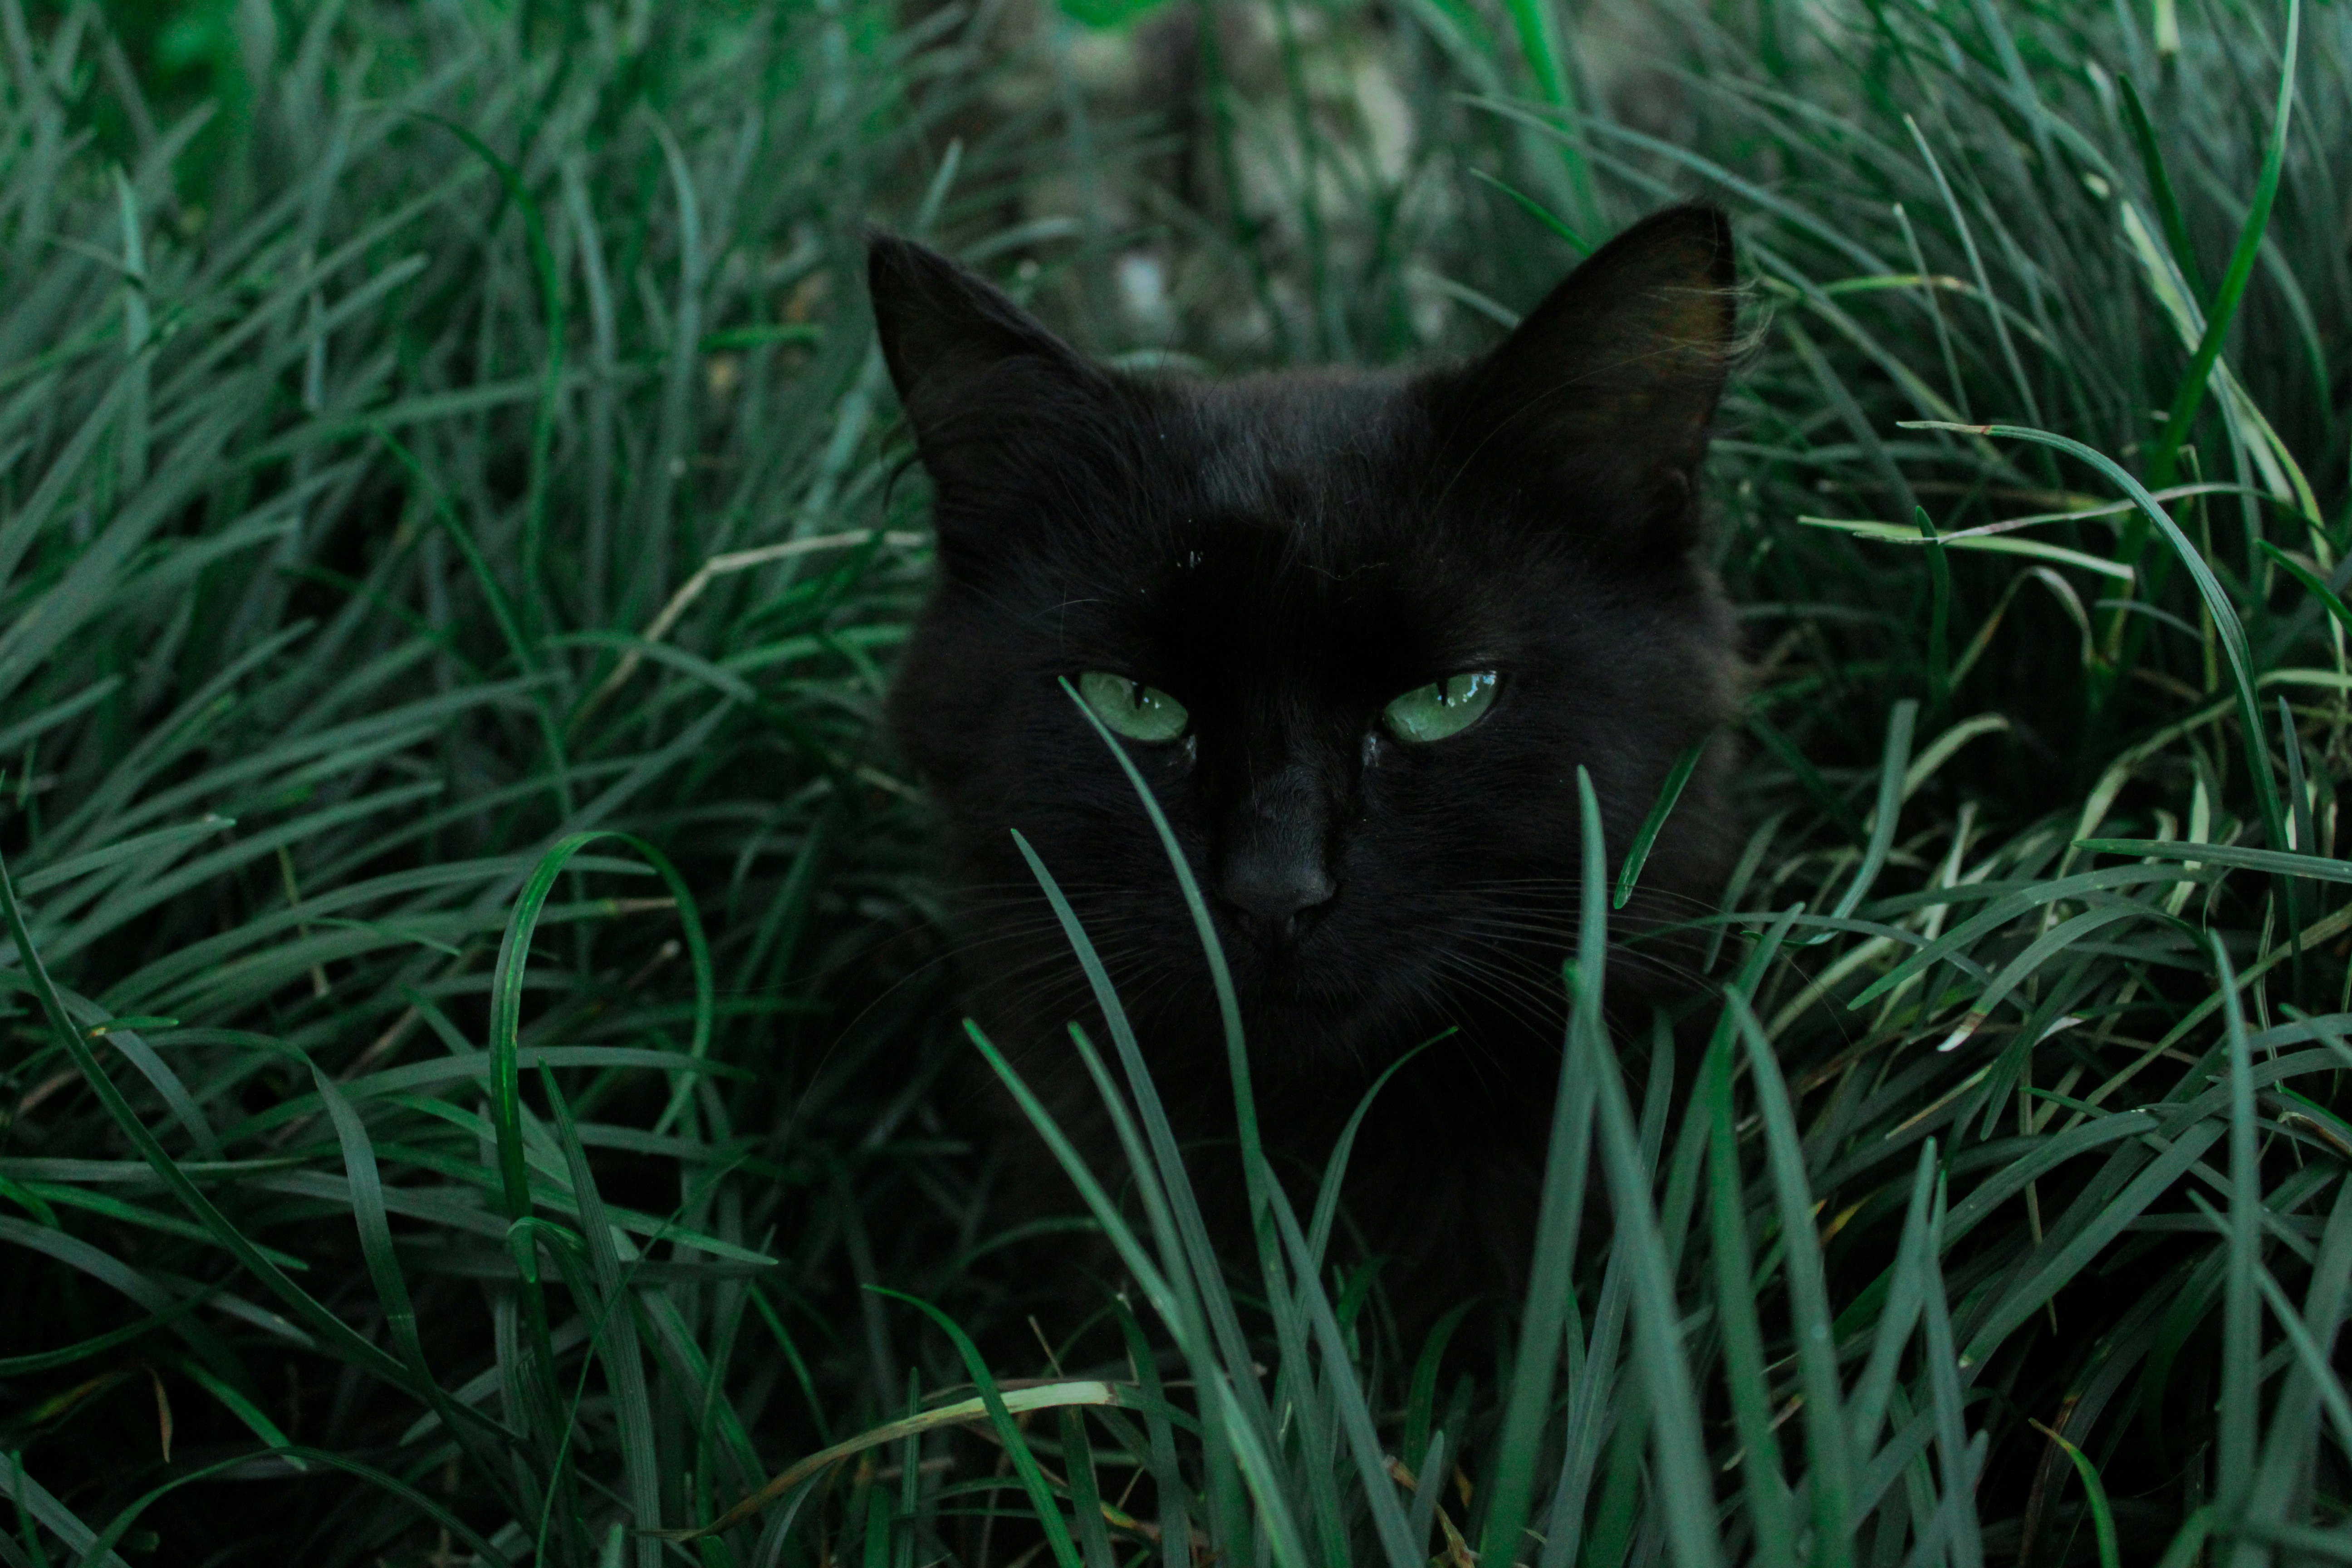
[1215, 762, 1337, 932]
[1218, 853, 1336, 925]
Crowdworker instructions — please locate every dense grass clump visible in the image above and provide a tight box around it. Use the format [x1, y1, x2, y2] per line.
[2, 0, 2350, 1564]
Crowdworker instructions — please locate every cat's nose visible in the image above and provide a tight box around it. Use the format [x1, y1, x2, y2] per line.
[1216, 764, 1337, 930]
[1220, 853, 1336, 925]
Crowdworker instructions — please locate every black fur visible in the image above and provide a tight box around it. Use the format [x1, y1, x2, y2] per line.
[872, 207, 1746, 1312]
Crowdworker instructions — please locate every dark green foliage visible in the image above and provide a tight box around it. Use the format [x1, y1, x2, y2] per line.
[1, 0, 2350, 1564]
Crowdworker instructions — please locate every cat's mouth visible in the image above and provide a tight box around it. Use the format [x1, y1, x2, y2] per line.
[1221, 919, 1379, 1011]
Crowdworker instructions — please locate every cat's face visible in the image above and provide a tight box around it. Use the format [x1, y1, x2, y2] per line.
[874, 210, 1744, 1092]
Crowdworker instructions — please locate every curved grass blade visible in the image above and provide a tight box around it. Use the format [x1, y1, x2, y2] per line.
[1306, 1031, 1448, 1270]
[1467, 166, 1588, 253]
[1614, 737, 1708, 911]
[2210, 932, 2260, 1509]
[1006, 827, 1255, 1548]
[0, 848, 412, 1390]
[1577, 804, 1723, 1568]
[1831, 699, 1918, 924]
[1794, 515, 2133, 581]
[1480, 764, 1607, 1568]
[1267, 1188, 1422, 1568]
[1899, 420, 2284, 856]
[1008, 831, 1238, 1360]
[1727, 990, 1854, 1566]
[479, 829, 714, 1544]
[1211, 1372, 1317, 1568]
[1051, 679, 1261, 1241]
[1050, 678, 1294, 1536]
[3, 1450, 127, 1568]
[2075, 839, 2349, 882]
[666, 1379, 1174, 1542]
[485, 830, 713, 1221]
[2022, 1425, 2120, 1568]
[2146, 0, 2300, 489]
[1848, 1142, 1940, 1461]
[0, 1295, 203, 1378]
[2117, 74, 2205, 301]
[959, 1010, 1241, 1553]
[869, 1288, 1084, 1568]
[539, 1070, 662, 1566]
[2153, 1508, 2214, 1568]
[74, 1445, 511, 1568]
[309, 1063, 520, 1465]
[2249, 1263, 2352, 1472]
[2258, 541, 2352, 633]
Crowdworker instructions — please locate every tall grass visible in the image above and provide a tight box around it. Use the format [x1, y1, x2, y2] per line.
[0, 3, 983, 1560]
[1, 0, 2349, 1564]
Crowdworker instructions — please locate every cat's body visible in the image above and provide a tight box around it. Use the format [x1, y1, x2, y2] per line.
[872, 207, 1744, 1317]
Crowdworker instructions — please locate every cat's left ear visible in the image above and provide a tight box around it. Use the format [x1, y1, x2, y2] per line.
[1446, 203, 1740, 555]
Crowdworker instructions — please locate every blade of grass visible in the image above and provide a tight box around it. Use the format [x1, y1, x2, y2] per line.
[1726, 990, 1854, 1567]
[1578, 768, 1724, 1568]
[1007, 828, 1252, 1531]
[2024, 1422, 2121, 1568]
[1049, 681, 1294, 1540]
[1831, 699, 1919, 923]
[1901, 420, 2285, 860]
[2145, 0, 2300, 492]
[541, 1069, 662, 1566]
[868, 1289, 1083, 1568]
[1305, 1031, 1448, 1273]
[0, 1453, 122, 1568]
[2075, 841, 2343, 882]
[1848, 1142, 1940, 1462]
[2257, 541, 2352, 632]
[308, 1060, 520, 1468]
[1615, 737, 1709, 911]
[1916, 508, 1954, 710]
[1466, 167, 1589, 253]
[0, 848, 413, 1389]
[2117, 74, 2206, 300]
[1480, 765, 1606, 1567]
[2209, 932, 2260, 1511]
[73, 1446, 511, 1568]
[1267, 1187, 1423, 1568]
[671, 1375, 1176, 1542]
[1920, 1176, 1984, 1568]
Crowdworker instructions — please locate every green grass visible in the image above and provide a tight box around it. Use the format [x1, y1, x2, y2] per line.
[1, 0, 2349, 1563]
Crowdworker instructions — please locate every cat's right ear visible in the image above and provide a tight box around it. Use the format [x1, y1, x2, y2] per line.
[867, 234, 1106, 504]
[1440, 204, 1740, 561]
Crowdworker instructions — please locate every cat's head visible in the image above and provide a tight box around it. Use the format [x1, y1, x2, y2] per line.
[872, 209, 1744, 1084]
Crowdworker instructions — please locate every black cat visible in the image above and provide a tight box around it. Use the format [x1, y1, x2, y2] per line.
[871, 206, 1745, 1318]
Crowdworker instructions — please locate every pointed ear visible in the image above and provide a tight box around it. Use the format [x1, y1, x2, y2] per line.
[867, 234, 1107, 501]
[1446, 203, 1739, 556]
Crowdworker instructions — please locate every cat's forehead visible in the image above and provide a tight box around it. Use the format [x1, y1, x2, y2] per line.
[1174, 369, 1425, 530]
[1079, 372, 1519, 659]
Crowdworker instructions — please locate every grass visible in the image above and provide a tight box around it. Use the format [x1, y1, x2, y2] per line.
[0, 0, 2349, 1563]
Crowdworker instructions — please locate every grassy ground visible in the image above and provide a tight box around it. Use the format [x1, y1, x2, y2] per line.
[0, 0, 2349, 1563]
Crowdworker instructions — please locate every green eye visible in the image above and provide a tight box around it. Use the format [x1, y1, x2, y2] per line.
[1382, 671, 1500, 743]
[1079, 671, 1191, 742]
